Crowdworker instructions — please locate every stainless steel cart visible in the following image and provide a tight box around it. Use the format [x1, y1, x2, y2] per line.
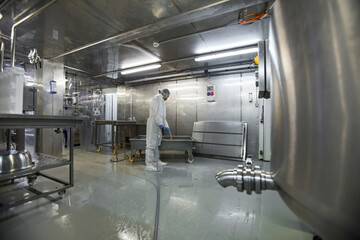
[0, 114, 83, 210]
[129, 135, 195, 163]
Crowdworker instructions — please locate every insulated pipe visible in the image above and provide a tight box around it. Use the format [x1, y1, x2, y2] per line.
[10, 0, 57, 67]
[215, 163, 277, 194]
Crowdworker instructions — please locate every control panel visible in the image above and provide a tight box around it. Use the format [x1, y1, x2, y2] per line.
[207, 85, 215, 102]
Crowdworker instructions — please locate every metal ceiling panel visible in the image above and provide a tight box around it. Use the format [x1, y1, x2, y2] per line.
[195, 19, 266, 54]
[135, 19, 265, 72]
[61, 40, 164, 76]
[135, 11, 240, 62]
[191, 9, 239, 32]
[49, 0, 268, 59]
[0, 0, 44, 19]
[12, 1, 119, 58]
[172, 0, 228, 12]
[79, 0, 181, 30]
[0, 0, 269, 83]
[0, 9, 15, 36]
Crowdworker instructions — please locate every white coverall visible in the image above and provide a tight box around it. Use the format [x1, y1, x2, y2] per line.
[145, 94, 169, 166]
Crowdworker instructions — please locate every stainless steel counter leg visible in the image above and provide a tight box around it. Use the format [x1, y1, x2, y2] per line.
[6, 129, 11, 150]
[94, 123, 98, 148]
[35, 128, 40, 154]
[111, 123, 115, 154]
[70, 127, 74, 187]
[16, 129, 25, 151]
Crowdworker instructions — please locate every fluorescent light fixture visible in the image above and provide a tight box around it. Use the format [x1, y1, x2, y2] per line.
[195, 40, 259, 54]
[194, 47, 258, 62]
[121, 64, 161, 75]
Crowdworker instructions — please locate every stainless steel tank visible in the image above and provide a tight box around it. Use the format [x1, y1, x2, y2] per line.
[269, 0, 360, 239]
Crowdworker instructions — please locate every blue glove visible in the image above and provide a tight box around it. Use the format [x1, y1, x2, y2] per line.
[159, 125, 163, 129]
[165, 127, 170, 131]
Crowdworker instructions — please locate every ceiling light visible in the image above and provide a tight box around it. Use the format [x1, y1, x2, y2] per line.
[194, 47, 258, 62]
[121, 64, 161, 75]
[0, 13, 2, 20]
[195, 40, 259, 54]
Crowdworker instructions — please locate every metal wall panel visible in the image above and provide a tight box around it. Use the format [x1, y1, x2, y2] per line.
[127, 72, 259, 157]
[34, 60, 65, 157]
[240, 73, 259, 158]
[197, 75, 241, 122]
[125, 88, 133, 120]
[159, 82, 177, 134]
[117, 85, 127, 120]
[133, 83, 160, 123]
[174, 80, 197, 135]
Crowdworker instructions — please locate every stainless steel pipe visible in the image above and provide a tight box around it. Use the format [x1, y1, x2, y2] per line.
[216, 163, 277, 194]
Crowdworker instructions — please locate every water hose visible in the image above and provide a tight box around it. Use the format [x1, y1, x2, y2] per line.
[153, 132, 161, 240]
[153, 128, 172, 239]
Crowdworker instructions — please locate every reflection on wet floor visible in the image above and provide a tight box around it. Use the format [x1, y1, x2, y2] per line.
[0, 148, 313, 240]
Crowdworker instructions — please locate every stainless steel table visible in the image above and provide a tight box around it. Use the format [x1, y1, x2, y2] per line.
[94, 120, 136, 155]
[0, 114, 84, 210]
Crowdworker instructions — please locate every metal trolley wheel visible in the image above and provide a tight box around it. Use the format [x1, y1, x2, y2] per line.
[129, 155, 135, 162]
[185, 151, 195, 163]
[58, 189, 66, 198]
[27, 175, 37, 186]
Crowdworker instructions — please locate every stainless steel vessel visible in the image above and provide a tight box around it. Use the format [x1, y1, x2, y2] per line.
[269, 0, 360, 239]
[0, 150, 33, 174]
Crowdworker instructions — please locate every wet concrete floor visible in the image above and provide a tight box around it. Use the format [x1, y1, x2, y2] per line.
[0, 148, 314, 240]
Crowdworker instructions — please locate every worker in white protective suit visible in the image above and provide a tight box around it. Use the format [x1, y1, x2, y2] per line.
[145, 89, 171, 171]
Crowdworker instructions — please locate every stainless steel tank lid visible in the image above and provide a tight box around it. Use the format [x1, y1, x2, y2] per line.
[0, 150, 33, 174]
